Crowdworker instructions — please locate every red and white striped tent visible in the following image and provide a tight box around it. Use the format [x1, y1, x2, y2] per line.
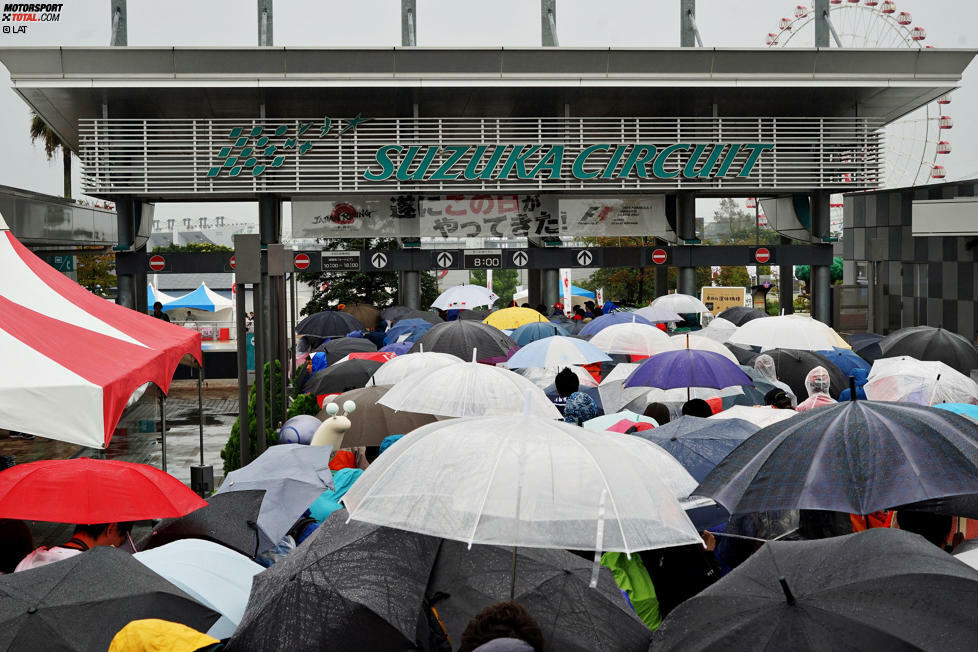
[0, 212, 201, 448]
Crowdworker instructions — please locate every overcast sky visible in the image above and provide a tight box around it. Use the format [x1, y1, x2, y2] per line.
[1, 0, 975, 224]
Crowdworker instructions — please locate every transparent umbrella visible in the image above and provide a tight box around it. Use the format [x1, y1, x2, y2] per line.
[728, 315, 850, 352]
[504, 335, 611, 370]
[370, 351, 462, 386]
[431, 284, 499, 310]
[651, 293, 709, 314]
[590, 323, 678, 357]
[378, 359, 561, 419]
[633, 305, 683, 323]
[864, 356, 978, 406]
[520, 365, 598, 390]
[670, 333, 740, 363]
[342, 415, 704, 554]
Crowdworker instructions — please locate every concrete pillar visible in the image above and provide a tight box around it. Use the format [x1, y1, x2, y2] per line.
[114, 196, 135, 308]
[257, 0, 273, 46]
[654, 237, 669, 298]
[811, 190, 832, 323]
[676, 192, 697, 296]
[258, 196, 281, 385]
[814, 0, 830, 47]
[403, 270, 420, 309]
[542, 269, 560, 309]
[541, 0, 557, 46]
[110, 0, 127, 46]
[401, 0, 416, 46]
[680, 0, 696, 47]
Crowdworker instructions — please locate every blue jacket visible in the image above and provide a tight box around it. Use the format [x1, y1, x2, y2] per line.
[838, 367, 868, 401]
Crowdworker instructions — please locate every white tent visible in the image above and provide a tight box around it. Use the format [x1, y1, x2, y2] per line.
[163, 283, 234, 325]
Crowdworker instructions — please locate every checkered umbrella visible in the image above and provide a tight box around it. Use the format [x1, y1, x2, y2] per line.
[695, 400, 978, 515]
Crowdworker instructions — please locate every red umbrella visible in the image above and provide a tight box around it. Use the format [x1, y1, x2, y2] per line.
[0, 458, 206, 524]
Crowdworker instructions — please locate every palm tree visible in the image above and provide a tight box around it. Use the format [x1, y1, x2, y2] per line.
[29, 113, 71, 199]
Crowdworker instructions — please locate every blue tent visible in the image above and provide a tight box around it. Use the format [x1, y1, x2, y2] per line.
[163, 283, 233, 312]
[558, 284, 595, 300]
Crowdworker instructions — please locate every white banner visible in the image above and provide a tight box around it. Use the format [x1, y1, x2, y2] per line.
[561, 269, 573, 316]
[291, 196, 420, 239]
[557, 195, 672, 240]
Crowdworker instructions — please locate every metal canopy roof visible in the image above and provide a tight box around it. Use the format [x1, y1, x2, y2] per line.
[1, 46, 973, 151]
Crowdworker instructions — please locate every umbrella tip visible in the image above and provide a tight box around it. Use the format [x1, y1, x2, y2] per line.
[778, 576, 796, 606]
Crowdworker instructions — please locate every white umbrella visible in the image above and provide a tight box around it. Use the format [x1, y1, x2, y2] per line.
[379, 360, 561, 419]
[504, 336, 611, 370]
[520, 365, 598, 390]
[670, 333, 740, 364]
[370, 351, 463, 386]
[431, 284, 499, 310]
[651, 293, 710, 314]
[589, 323, 678, 356]
[699, 317, 739, 343]
[633, 305, 683, 324]
[342, 415, 704, 553]
[864, 356, 978, 406]
[727, 315, 849, 352]
[708, 405, 796, 428]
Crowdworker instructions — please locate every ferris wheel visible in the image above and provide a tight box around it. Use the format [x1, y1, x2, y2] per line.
[765, 1, 952, 190]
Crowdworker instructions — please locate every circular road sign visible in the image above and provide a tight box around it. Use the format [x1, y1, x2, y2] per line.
[230, 255, 236, 270]
[148, 255, 165, 271]
[294, 253, 311, 270]
[651, 248, 668, 265]
[754, 247, 771, 264]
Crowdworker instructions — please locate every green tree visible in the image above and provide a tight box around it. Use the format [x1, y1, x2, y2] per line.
[30, 112, 71, 199]
[151, 242, 233, 253]
[469, 268, 519, 307]
[299, 238, 438, 315]
[705, 198, 781, 246]
[795, 257, 844, 290]
[76, 253, 115, 297]
[715, 266, 751, 288]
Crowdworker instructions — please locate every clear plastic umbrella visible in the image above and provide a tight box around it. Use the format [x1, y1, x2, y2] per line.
[633, 305, 683, 323]
[670, 333, 740, 364]
[864, 356, 978, 406]
[431, 284, 499, 310]
[728, 315, 850, 352]
[651, 293, 710, 314]
[708, 405, 797, 428]
[700, 317, 739, 343]
[520, 365, 598, 390]
[342, 415, 704, 553]
[370, 351, 463, 386]
[378, 359, 561, 419]
[504, 336, 611, 370]
[590, 323, 678, 356]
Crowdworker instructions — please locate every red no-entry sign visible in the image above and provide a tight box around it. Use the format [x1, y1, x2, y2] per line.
[148, 255, 165, 271]
[754, 247, 771, 264]
[651, 248, 668, 265]
[229, 255, 236, 270]
[294, 253, 311, 270]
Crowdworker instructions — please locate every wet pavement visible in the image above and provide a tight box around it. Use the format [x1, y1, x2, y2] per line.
[0, 379, 244, 547]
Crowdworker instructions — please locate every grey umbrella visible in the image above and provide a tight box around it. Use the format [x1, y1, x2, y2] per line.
[631, 415, 759, 482]
[304, 359, 384, 395]
[427, 541, 651, 652]
[140, 489, 265, 559]
[880, 325, 978, 375]
[214, 445, 334, 554]
[409, 320, 516, 360]
[296, 310, 364, 338]
[0, 547, 219, 651]
[228, 510, 440, 652]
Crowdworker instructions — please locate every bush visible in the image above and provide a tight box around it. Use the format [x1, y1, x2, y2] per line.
[287, 393, 321, 420]
[221, 359, 284, 475]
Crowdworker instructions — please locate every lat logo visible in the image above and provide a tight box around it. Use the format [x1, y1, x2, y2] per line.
[205, 114, 370, 179]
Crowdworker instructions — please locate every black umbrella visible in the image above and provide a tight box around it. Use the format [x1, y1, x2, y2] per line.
[409, 320, 516, 360]
[312, 336, 378, 365]
[843, 332, 883, 348]
[652, 528, 978, 650]
[0, 547, 219, 651]
[880, 325, 978, 375]
[724, 342, 760, 366]
[296, 310, 364, 338]
[392, 309, 443, 325]
[898, 492, 978, 519]
[428, 541, 651, 652]
[458, 309, 490, 321]
[632, 415, 759, 482]
[695, 400, 978, 515]
[304, 359, 384, 395]
[228, 510, 439, 652]
[718, 306, 768, 326]
[140, 489, 265, 559]
[381, 305, 413, 322]
[764, 348, 848, 399]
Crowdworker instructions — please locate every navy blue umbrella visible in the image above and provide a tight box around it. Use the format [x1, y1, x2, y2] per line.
[625, 350, 753, 392]
[631, 416, 759, 482]
[511, 321, 570, 345]
[383, 318, 433, 345]
[816, 347, 871, 378]
[696, 400, 978, 515]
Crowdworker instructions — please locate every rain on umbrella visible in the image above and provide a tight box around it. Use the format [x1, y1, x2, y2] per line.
[430, 283, 498, 310]
[650, 293, 709, 314]
[0, 547, 220, 651]
[652, 529, 978, 651]
[316, 385, 437, 448]
[624, 349, 753, 401]
[699, 316, 739, 343]
[695, 400, 978, 516]
[303, 358, 384, 396]
[428, 541, 652, 652]
[0, 458, 206, 524]
[510, 320, 570, 345]
[408, 319, 516, 360]
[864, 356, 978, 406]
[227, 510, 440, 652]
[483, 306, 547, 330]
[630, 416, 759, 482]
[632, 305, 683, 323]
[578, 312, 654, 337]
[504, 335, 611, 370]
[213, 444, 335, 554]
[295, 310, 364, 338]
[589, 322, 678, 357]
[879, 325, 978, 375]
[369, 351, 462, 386]
[378, 359, 561, 418]
[139, 489, 266, 559]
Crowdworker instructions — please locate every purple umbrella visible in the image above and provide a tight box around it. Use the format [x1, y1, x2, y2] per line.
[624, 349, 752, 395]
[380, 342, 413, 355]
